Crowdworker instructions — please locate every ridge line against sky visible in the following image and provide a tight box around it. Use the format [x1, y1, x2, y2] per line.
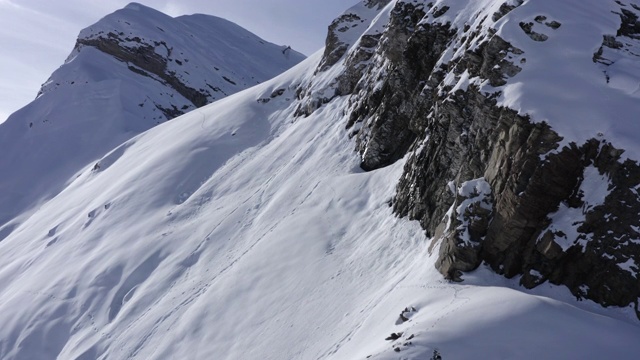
[0, 0, 355, 123]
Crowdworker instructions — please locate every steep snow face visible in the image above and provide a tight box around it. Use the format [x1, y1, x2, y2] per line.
[0, 2, 304, 227]
[1, 1, 640, 359]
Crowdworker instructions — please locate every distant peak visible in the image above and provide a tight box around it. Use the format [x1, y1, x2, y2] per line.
[123, 2, 152, 11]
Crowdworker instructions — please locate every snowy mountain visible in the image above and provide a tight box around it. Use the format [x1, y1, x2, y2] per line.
[1, 0, 640, 359]
[0, 2, 304, 228]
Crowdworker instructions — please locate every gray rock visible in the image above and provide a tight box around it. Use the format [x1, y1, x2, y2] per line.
[317, 0, 392, 73]
[347, 1, 455, 170]
[519, 22, 549, 42]
[77, 34, 207, 117]
[492, 1, 524, 22]
[546, 21, 562, 29]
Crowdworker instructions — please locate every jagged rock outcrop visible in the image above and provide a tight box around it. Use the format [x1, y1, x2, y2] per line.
[317, 0, 392, 72]
[304, 0, 640, 317]
[295, 0, 393, 117]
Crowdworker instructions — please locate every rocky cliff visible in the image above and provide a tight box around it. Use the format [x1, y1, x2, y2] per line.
[301, 0, 640, 317]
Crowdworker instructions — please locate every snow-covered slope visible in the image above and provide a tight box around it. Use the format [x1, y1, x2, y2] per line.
[1, 47, 638, 360]
[0, 2, 303, 228]
[1, 1, 640, 359]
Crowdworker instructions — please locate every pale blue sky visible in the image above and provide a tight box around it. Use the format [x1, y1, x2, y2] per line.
[0, 0, 354, 122]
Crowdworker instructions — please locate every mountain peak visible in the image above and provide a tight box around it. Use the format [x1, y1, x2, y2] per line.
[123, 2, 153, 11]
[63, 3, 304, 106]
[0, 3, 304, 228]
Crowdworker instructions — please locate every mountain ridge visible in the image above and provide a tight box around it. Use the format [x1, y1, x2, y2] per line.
[0, 1, 640, 359]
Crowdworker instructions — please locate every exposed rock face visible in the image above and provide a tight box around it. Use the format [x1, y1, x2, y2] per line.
[346, 1, 441, 170]
[295, 0, 394, 117]
[77, 35, 209, 113]
[317, 0, 392, 72]
[328, 1, 457, 170]
[318, 14, 363, 72]
[305, 0, 640, 317]
[518, 21, 549, 42]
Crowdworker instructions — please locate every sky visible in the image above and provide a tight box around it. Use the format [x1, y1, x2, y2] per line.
[0, 0, 354, 123]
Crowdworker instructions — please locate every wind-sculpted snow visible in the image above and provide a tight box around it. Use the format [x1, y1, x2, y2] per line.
[1, 1, 640, 359]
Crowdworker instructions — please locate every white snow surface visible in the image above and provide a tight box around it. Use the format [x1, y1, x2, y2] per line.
[0, 2, 304, 227]
[1, 1, 640, 359]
